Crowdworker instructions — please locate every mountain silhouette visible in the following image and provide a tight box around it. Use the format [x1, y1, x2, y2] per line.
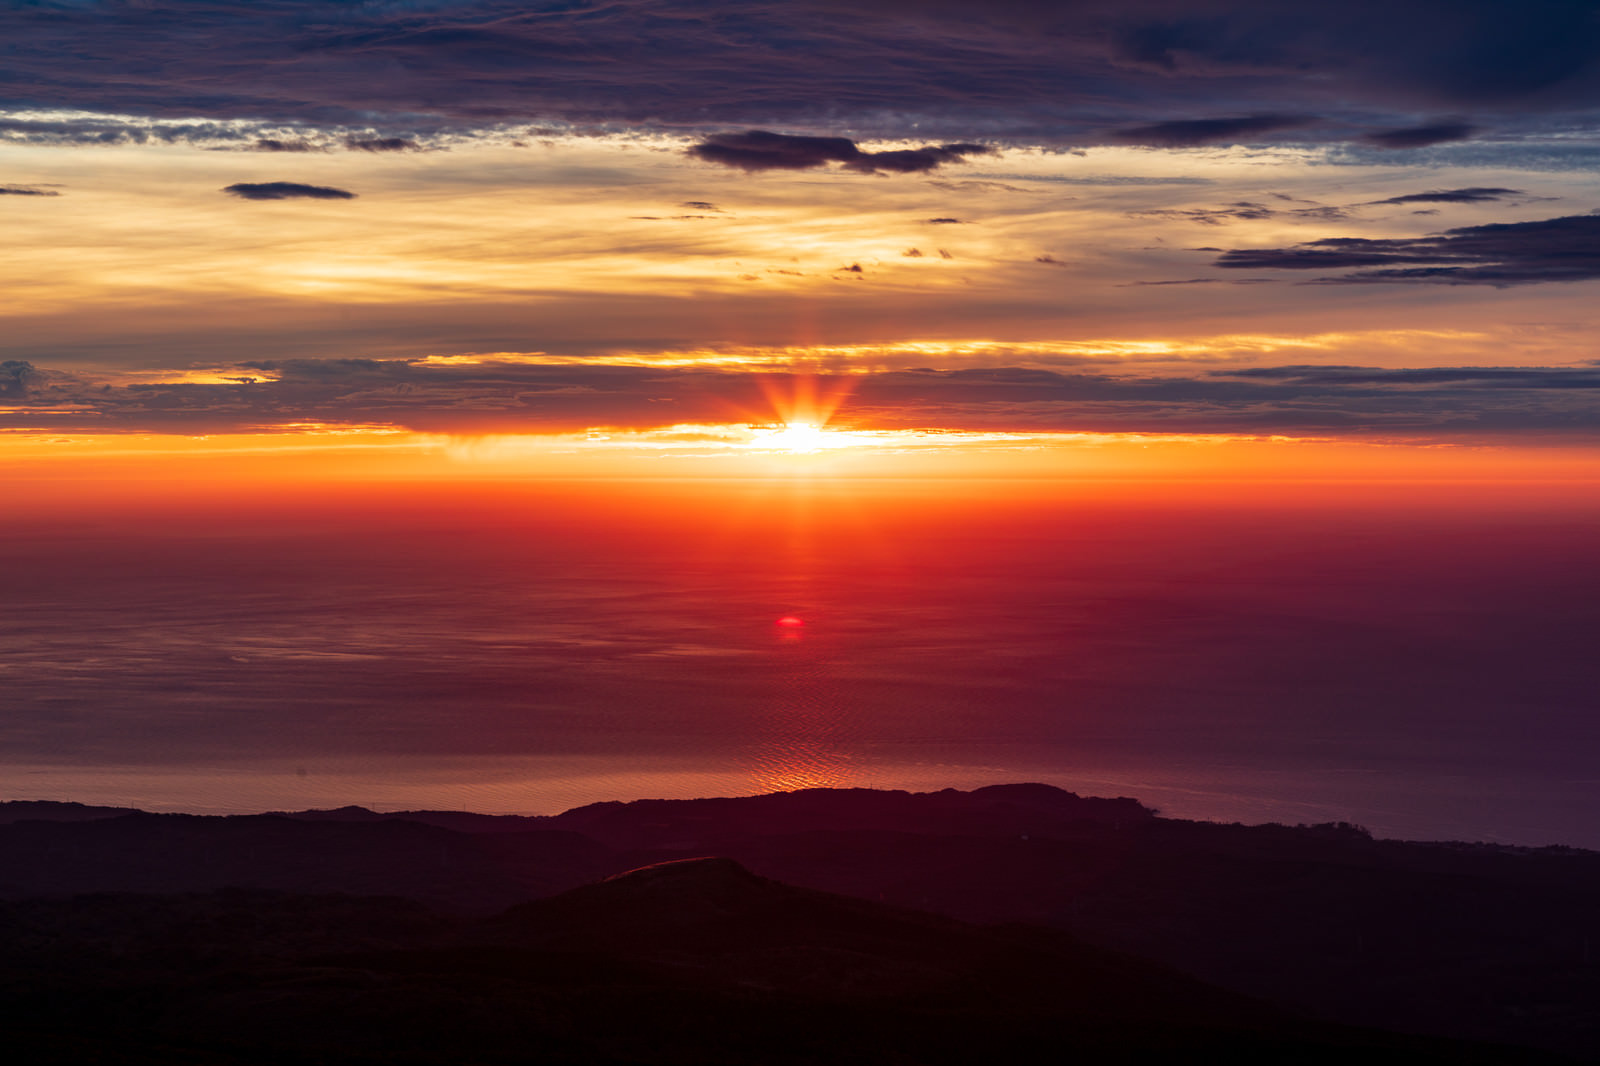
[5, 858, 1557, 1065]
[2, 785, 1596, 1059]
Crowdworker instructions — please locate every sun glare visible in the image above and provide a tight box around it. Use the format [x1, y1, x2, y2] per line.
[763, 422, 832, 453]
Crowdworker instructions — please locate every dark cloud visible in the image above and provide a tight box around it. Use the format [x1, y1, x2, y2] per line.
[850, 363, 1600, 437]
[1359, 123, 1481, 149]
[251, 138, 321, 152]
[8, 3, 1597, 147]
[688, 131, 990, 174]
[0, 185, 59, 196]
[0, 360, 784, 436]
[1363, 187, 1524, 205]
[1221, 365, 1600, 388]
[8, 357, 1600, 440]
[0, 360, 36, 398]
[222, 182, 357, 201]
[680, 202, 720, 211]
[345, 136, 421, 152]
[1109, 114, 1317, 147]
[688, 131, 858, 171]
[925, 217, 971, 224]
[1099, 2, 1600, 107]
[1215, 213, 1600, 285]
[853, 144, 993, 174]
[848, 364, 1600, 436]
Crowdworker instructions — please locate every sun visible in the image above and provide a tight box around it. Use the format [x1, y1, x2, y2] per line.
[743, 420, 884, 455]
[764, 421, 831, 453]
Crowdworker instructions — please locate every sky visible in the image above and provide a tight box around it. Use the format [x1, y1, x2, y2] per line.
[4, 0, 1600, 474]
[5, 2, 1600, 838]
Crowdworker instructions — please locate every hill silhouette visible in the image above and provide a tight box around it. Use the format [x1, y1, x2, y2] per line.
[2, 784, 1596, 1060]
[2, 858, 1553, 1065]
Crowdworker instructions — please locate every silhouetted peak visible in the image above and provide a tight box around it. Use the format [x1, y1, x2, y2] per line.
[544, 783, 1156, 849]
[970, 782, 1079, 802]
[600, 855, 759, 888]
[274, 805, 383, 821]
[481, 855, 965, 960]
[568, 856, 785, 922]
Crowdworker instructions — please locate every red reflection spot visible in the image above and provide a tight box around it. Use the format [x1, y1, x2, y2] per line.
[775, 615, 804, 627]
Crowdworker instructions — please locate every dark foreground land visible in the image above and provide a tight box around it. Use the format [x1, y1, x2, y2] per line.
[2, 784, 1596, 1063]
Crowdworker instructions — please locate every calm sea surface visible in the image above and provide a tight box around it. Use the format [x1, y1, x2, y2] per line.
[4, 479, 1599, 847]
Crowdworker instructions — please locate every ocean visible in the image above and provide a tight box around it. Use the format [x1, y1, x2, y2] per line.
[5, 477, 1598, 847]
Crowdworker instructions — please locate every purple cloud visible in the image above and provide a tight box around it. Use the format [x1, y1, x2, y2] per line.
[1, 3, 1597, 148]
[689, 131, 990, 174]
[1359, 123, 1481, 149]
[223, 182, 357, 201]
[1361, 187, 1523, 205]
[1216, 213, 1600, 285]
[345, 136, 420, 153]
[1110, 115, 1317, 147]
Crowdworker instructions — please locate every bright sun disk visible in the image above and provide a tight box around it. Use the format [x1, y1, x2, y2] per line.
[762, 421, 832, 453]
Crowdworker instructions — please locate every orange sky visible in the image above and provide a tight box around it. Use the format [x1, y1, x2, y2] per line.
[5, 129, 1600, 483]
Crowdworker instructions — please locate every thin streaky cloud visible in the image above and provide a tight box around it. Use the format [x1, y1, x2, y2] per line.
[1362, 187, 1524, 206]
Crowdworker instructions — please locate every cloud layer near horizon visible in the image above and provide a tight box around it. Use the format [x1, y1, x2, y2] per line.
[7, 358, 1600, 441]
[7, 3, 1600, 454]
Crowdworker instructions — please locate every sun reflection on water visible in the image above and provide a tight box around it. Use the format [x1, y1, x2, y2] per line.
[747, 614, 857, 793]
